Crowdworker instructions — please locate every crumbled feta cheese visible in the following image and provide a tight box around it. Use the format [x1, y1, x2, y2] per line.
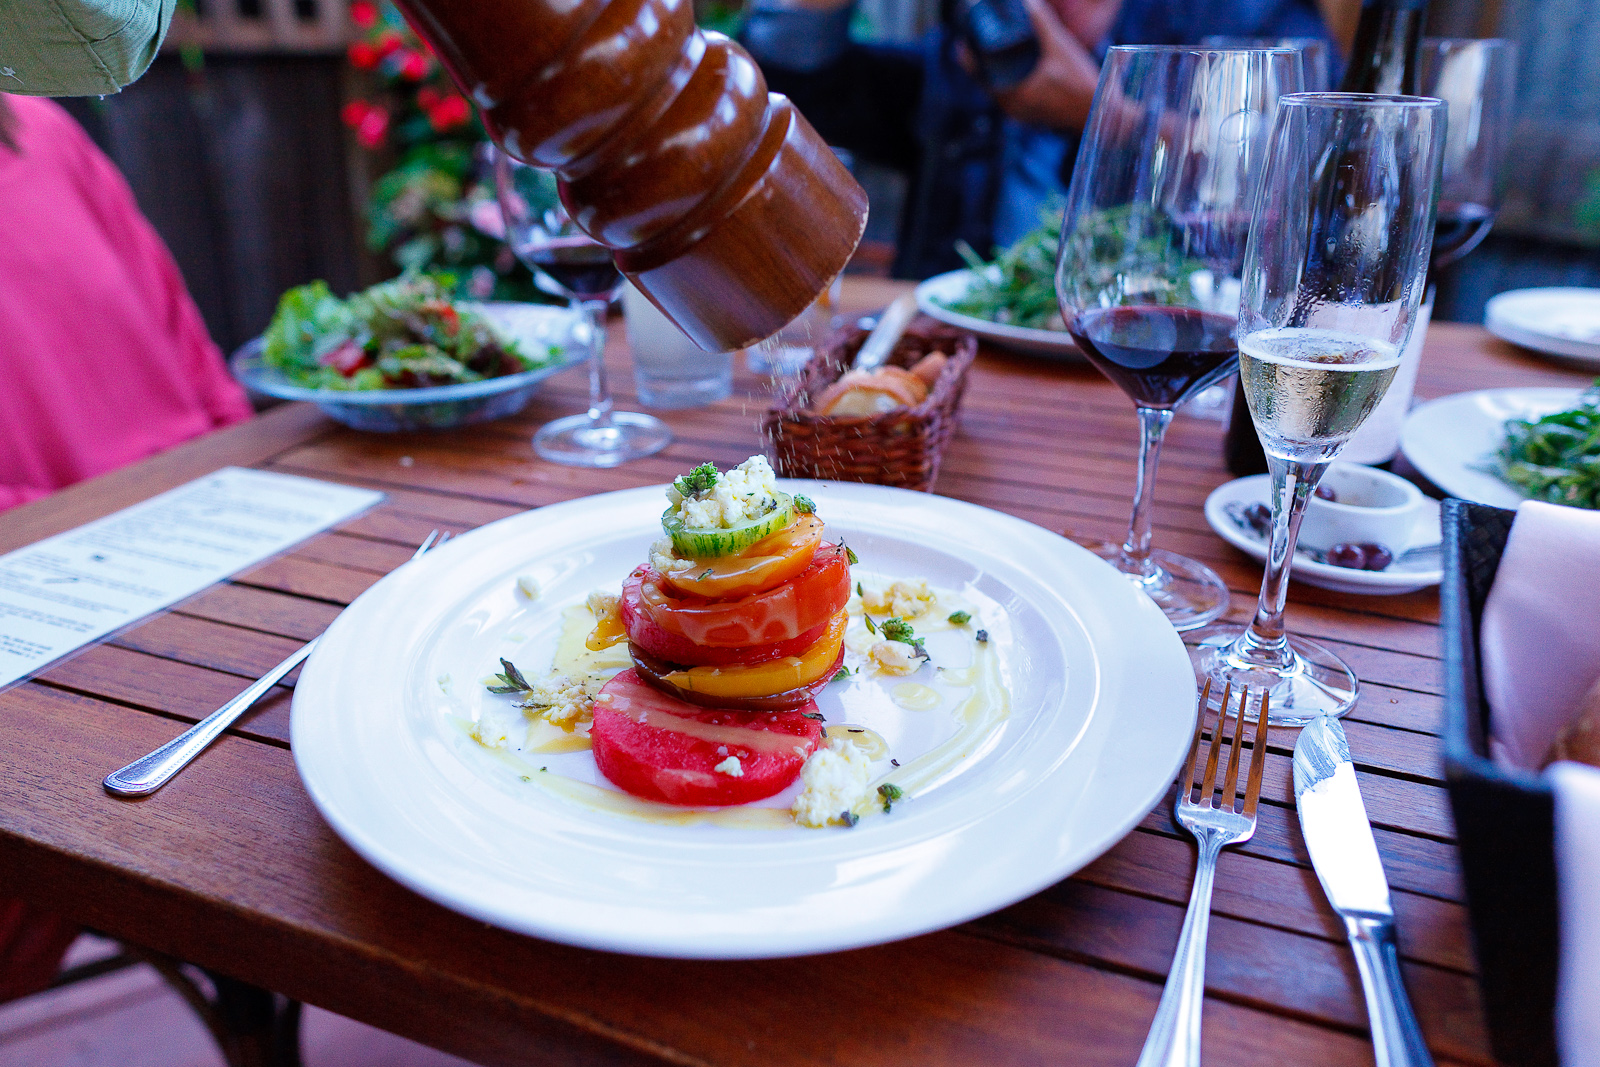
[649, 537, 696, 578]
[713, 755, 744, 777]
[862, 579, 937, 619]
[517, 672, 600, 726]
[868, 639, 922, 676]
[470, 719, 509, 749]
[792, 737, 873, 827]
[516, 575, 541, 600]
[664, 456, 780, 529]
[586, 590, 619, 619]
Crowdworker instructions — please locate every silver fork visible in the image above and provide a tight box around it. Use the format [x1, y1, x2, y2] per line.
[103, 530, 452, 797]
[1135, 680, 1270, 1067]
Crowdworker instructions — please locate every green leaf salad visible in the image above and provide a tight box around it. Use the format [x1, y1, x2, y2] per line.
[1493, 381, 1600, 509]
[940, 209, 1065, 331]
[262, 273, 558, 390]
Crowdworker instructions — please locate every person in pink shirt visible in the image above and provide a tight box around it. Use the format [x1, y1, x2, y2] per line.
[0, 92, 252, 999]
[0, 93, 253, 511]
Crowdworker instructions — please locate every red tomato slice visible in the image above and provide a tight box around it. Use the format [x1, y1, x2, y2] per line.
[633, 542, 851, 647]
[622, 572, 826, 666]
[659, 514, 823, 599]
[591, 669, 822, 805]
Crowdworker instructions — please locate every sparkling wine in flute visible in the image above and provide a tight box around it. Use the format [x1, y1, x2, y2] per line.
[1238, 328, 1402, 463]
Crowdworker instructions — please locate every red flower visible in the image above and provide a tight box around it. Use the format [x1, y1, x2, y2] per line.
[416, 86, 441, 110]
[347, 41, 379, 69]
[349, 0, 378, 29]
[340, 100, 372, 128]
[427, 94, 471, 131]
[396, 50, 430, 81]
[375, 30, 405, 57]
[356, 106, 390, 149]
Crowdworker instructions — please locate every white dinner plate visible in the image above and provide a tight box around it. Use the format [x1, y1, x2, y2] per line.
[1205, 476, 1442, 595]
[1485, 288, 1600, 368]
[915, 269, 1084, 360]
[291, 482, 1196, 959]
[1400, 388, 1588, 508]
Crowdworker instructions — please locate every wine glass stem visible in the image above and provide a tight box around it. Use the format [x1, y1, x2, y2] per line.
[580, 298, 614, 428]
[1119, 406, 1174, 577]
[1245, 453, 1328, 657]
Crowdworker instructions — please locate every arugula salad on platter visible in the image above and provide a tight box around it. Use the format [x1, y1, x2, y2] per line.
[1491, 379, 1600, 509]
[263, 273, 561, 391]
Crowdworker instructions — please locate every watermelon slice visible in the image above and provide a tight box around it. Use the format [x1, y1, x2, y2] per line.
[591, 670, 823, 806]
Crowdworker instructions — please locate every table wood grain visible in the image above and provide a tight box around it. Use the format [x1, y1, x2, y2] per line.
[2, 277, 1592, 1066]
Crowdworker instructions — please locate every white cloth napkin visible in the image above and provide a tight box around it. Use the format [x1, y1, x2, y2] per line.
[1480, 499, 1600, 1066]
[1553, 761, 1600, 1066]
[1481, 500, 1600, 770]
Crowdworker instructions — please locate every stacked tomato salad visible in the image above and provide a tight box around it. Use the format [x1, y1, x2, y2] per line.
[591, 458, 853, 807]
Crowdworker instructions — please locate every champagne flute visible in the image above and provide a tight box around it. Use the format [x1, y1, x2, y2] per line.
[1055, 45, 1303, 631]
[1191, 93, 1446, 723]
[1421, 38, 1517, 271]
[495, 150, 672, 467]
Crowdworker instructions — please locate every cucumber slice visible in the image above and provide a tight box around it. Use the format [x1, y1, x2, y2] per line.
[663, 492, 794, 559]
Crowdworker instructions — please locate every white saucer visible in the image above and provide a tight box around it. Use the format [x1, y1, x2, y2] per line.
[1485, 288, 1600, 368]
[1204, 475, 1443, 595]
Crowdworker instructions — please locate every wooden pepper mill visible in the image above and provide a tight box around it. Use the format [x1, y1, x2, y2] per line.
[393, 0, 869, 351]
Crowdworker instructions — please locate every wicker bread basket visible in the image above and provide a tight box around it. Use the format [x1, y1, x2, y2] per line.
[762, 321, 978, 492]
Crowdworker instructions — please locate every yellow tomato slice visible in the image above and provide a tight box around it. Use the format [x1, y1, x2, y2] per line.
[659, 513, 824, 600]
[663, 610, 846, 698]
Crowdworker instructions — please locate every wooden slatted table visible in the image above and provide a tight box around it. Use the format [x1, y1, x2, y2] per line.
[3, 276, 1592, 1066]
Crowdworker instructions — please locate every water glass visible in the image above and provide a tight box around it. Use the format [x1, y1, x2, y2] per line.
[622, 284, 733, 409]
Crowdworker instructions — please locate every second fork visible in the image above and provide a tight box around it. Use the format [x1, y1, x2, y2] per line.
[1135, 680, 1270, 1067]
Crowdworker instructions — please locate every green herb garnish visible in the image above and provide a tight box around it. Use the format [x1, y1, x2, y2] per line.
[863, 614, 877, 635]
[856, 581, 864, 598]
[843, 543, 859, 565]
[793, 494, 816, 514]
[877, 783, 904, 813]
[486, 657, 532, 694]
[673, 462, 719, 498]
[832, 666, 852, 683]
[880, 617, 916, 643]
[839, 810, 860, 828]
[948, 610, 972, 625]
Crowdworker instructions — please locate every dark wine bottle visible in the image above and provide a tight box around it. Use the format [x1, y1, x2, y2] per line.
[1223, 0, 1429, 476]
[1338, 0, 1428, 95]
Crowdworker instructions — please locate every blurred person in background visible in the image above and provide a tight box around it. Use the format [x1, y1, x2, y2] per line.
[743, 0, 1331, 275]
[0, 91, 251, 998]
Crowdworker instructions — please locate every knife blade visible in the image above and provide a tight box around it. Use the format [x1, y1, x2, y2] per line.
[1294, 715, 1435, 1067]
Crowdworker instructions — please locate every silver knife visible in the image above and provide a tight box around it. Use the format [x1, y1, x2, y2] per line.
[1294, 715, 1435, 1067]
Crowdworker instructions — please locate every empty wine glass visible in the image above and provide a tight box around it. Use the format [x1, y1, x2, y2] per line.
[1190, 93, 1446, 723]
[1421, 38, 1518, 271]
[495, 150, 671, 467]
[1055, 45, 1303, 631]
[1200, 35, 1331, 91]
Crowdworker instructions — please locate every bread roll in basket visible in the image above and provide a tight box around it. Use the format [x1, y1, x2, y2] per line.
[762, 321, 977, 492]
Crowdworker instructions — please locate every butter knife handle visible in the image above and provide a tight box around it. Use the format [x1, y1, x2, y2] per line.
[1345, 914, 1434, 1067]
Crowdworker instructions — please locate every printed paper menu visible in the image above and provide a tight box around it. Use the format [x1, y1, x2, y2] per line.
[0, 468, 384, 689]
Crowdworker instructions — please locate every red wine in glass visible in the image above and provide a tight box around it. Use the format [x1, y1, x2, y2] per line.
[527, 236, 623, 299]
[1067, 306, 1239, 409]
[1432, 200, 1495, 270]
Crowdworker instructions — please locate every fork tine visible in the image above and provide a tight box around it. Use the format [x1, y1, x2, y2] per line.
[1180, 678, 1212, 802]
[1220, 685, 1247, 810]
[1198, 682, 1232, 806]
[413, 529, 441, 558]
[1242, 690, 1271, 817]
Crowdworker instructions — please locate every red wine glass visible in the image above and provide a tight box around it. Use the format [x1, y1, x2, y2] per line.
[1420, 38, 1517, 272]
[1054, 45, 1302, 631]
[495, 150, 671, 467]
